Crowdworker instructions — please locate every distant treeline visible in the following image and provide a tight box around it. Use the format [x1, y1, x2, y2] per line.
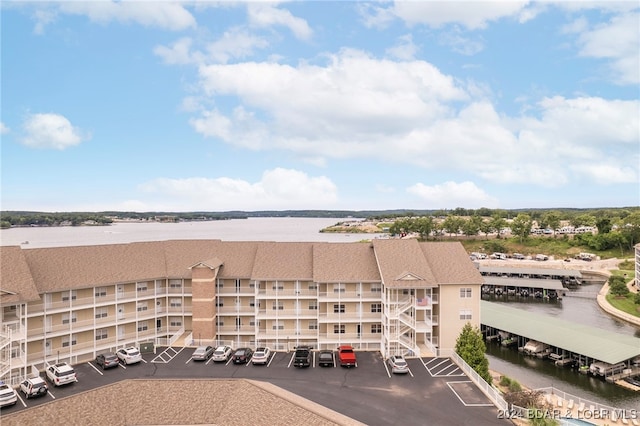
[1, 207, 638, 229]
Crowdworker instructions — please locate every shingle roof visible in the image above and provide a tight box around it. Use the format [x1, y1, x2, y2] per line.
[313, 242, 380, 283]
[0, 246, 40, 304]
[252, 242, 314, 280]
[420, 242, 484, 285]
[1, 240, 476, 299]
[372, 239, 437, 288]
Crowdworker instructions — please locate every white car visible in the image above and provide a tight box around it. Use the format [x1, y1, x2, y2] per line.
[20, 376, 48, 399]
[117, 347, 142, 365]
[46, 362, 77, 386]
[0, 381, 18, 407]
[252, 347, 271, 365]
[212, 345, 233, 362]
[387, 355, 409, 374]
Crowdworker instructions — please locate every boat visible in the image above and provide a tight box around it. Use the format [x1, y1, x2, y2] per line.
[501, 337, 517, 347]
[549, 353, 574, 367]
[522, 340, 549, 356]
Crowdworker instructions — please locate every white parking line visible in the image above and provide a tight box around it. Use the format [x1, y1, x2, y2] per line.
[266, 353, 276, 367]
[408, 367, 414, 378]
[383, 360, 391, 378]
[16, 393, 27, 407]
[287, 352, 295, 368]
[48, 390, 56, 399]
[87, 362, 104, 375]
[185, 357, 193, 364]
[119, 363, 127, 370]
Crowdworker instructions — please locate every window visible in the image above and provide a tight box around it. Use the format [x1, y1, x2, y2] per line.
[170, 298, 182, 308]
[333, 283, 345, 293]
[459, 309, 472, 320]
[371, 303, 382, 313]
[169, 280, 182, 289]
[137, 302, 148, 312]
[333, 304, 345, 313]
[249, 320, 256, 326]
[272, 301, 284, 310]
[95, 307, 108, 319]
[308, 301, 318, 310]
[272, 321, 284, 330]
[216, 281, 224, 289]
[95, 287, 107, 298]
[460, 288, 472, 298]
[95, 328, 108, 341]
[170, 318, 182, 327]
[235, 279, 241, 290]
[333, 324, 345, 334]
[215, 299, 224, 307]
[137, 282, 148, 292]
[137, 321, 148, 332]
[371, 285, 382, 293]
[62, 335, 77, 347]
[308, 320, 318, 330]
[371, 324, 382, 334]
[62, 313, 77, 325]
[249, 282, 255, 288]
[308, 284, 317, 291]
[272, 283, 284, 291]
[249, 299, 255, 307]
[62, 291, 77, 302]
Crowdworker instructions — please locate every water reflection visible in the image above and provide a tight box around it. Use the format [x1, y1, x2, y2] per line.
[484, 288, 640, 408]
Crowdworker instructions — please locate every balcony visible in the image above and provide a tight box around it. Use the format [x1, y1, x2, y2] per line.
[256, 289, 317, 298]
[256, 309, 318, 319]
[317, 311, 380, 322]
[216, 287, 257, 296]
[318, 290, 381, 300]
[317, 332, 380, 343]
[217, 326, 256, 334]
[257, 329, 317, 339]
[217, 306, 256, 315]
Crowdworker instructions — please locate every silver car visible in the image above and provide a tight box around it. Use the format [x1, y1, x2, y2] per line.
[252, 347, 271, 365]
[388, 355, 409, 374]
[192, 345, 214, 361]
[212, 345, 233, 362]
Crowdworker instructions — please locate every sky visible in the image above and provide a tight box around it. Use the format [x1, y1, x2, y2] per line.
[1, 1, 639, 212]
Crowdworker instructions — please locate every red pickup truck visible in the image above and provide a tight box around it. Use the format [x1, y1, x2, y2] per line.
[337, 345, 357, 368]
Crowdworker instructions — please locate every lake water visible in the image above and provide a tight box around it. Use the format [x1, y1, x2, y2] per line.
[0, 217, 385, 248]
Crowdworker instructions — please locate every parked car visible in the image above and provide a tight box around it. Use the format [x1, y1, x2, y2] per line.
[252, 347, 271, 365]
[117, 347, 142, 365]
[337, 345, 357, 368]
[387, 355, 409, 374]
[46, 362, 77, 386]
[96, 352, 119, 369]
[0, 381, 17, 407]
[293, 346, 312, 368]
[19, 376, 48, 399]
[212, 345, 233, 362]
[318, 350, 335, 367]
[192, 346, 214, 361]
[232, 347, 253, 364]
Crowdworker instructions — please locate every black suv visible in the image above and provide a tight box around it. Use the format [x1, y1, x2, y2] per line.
[232, 348, 253, 364]
[293, 346, 312, 368]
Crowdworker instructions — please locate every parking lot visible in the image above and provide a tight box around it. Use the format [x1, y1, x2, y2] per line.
[2, 348, 510, 425]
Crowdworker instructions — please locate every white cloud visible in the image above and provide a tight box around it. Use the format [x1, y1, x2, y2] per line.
[21, 113, 90, 150]
[438, 27, 485, 56]
[188, 50, 638, 188]
[138, 168, 337, 210]
[407, 181, 498, 209]
[247, 3, 312, 40]
[386, 34, 419, 60]
[378, 1, 532, 30]
[154, 37, 202, 65]
[32, 8, 57, 35]
[574, 12, 640, 85]
[0, 122, 9, 134]
[206, 27, 270, 63]
[55, 1, 196, 31]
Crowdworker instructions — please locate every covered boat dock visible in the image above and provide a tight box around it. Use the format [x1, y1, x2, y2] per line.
[480, 301, 640, 381]
[481, 276, 565, 298]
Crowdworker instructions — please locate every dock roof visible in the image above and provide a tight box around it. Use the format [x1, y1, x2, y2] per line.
[482, 277, 565, 290]
[478, 265, 582, 278]
[481, 301, 640, 365]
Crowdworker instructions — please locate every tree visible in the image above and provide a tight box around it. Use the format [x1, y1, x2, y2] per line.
[462, 215, 482, 238]
[442, 215, 464, 237]
[454, 323, 492, 384]
[539, 211, 561, 233]
[415, 216, 434, 240]
[571, 214, 596, 228]
[595, 217, 612, 234]
[489, 215, 507, 237]
[511, 213, 533, 243]
[609, 275, 629, 297]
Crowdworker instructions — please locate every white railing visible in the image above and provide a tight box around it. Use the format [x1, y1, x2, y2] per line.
[449, 351, 508, 411]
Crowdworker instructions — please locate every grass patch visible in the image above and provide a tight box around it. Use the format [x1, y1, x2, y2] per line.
[605, 293, 640, 317]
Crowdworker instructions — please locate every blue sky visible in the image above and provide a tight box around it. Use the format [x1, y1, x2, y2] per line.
[1, 1, 639, 212]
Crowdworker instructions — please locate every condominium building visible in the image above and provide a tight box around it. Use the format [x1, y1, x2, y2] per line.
[0, 238, 482, 385]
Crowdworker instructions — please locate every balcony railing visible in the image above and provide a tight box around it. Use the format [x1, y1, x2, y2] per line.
[317, 312, 380, 321]
[318, 291, 381, 300]
[216, 326, 256, 334]
[217, 306, 256, 315]
[216, 287, 257, 295]
[257, 329, 318, 339]
[256, 309, 318, 319]
[255, 289, 318, 298]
